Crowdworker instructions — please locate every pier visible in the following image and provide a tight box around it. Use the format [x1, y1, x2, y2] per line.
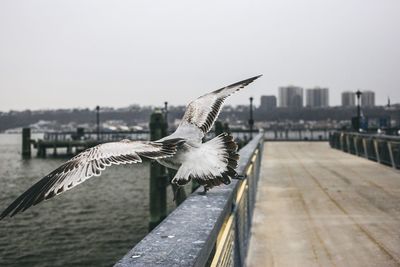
[247, 142, 400, 267]
[29, 128, 150, 158]
[114, 133, 400, 266]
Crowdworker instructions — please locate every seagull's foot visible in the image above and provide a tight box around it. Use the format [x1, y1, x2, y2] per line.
[233, 174, 246, 180]
[200, 186, 209, 195]
[172, 185, 182, 202]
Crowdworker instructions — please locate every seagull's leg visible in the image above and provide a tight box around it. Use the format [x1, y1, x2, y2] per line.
[200, 186, 209, 195]
[232, 174, 246, 180]
[172, 185, 182, 202]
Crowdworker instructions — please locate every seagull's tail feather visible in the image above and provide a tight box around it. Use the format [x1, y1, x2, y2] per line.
[171, 133, 239, 188]
[197, 133, 239, 188]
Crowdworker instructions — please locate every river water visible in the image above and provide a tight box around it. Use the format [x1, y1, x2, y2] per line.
[0, 134, 176, 267]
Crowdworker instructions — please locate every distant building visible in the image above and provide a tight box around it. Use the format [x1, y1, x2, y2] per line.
[306, 87, 329, 107]
[361, 91, 375, 107]
[342, 91, 355, 107]
[279, 86, 303, 108]
[260, 95, 277, 110]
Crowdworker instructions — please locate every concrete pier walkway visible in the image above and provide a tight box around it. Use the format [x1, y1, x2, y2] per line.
[247, 142, 400, 267]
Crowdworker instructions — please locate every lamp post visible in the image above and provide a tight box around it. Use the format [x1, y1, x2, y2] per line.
[249, 97, 254, 139]
[96, 105, 100, 141]
[164, 101, 168, 124]
[355, 90, 362, 132]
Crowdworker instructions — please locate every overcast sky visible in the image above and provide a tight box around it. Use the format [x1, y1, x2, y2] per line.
[0, 0, 399, 111]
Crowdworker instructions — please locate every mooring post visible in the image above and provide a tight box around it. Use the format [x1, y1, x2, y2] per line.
[53, 145, 57, 156]
[76, 127, 85, 140]
[22, 127, 31, 158]
[149, 110, 169, 230]
[36, 140, 46, 158]
[66, 145, 72, 155]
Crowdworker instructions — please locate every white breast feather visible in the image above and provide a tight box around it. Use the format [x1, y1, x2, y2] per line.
[175, 137, 228, 182]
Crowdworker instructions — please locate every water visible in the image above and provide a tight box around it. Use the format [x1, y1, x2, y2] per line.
[0, 134, 177, 267]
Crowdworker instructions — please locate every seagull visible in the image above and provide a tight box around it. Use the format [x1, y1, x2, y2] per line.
[0, 75, 262, 219]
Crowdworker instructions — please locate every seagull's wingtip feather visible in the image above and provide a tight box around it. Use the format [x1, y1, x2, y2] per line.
[250, 74, 263, 80]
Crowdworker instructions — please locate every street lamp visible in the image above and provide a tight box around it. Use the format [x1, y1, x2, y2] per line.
[355, 90, 362, 132]
[164, 101, 168, 123]
[96, 105, 100, 141]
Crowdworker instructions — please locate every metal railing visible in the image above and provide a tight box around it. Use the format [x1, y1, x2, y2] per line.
[44, 130, 150, 142]
[115, 132, 264, 267]
[43, 129, 259, 142]
[329, 131, 400, 169]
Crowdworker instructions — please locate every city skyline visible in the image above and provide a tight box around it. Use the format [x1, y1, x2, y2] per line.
[259, 87, 381, 109]
[306, 87, 329, 108]
[0, 82, 389, 112]
[0, 86, 389, 112]
[0, 85, 389, 112]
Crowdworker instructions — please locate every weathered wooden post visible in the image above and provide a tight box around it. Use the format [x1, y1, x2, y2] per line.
[66, 145, 72, 155]
[149, 110, 168, 230]
[36, 140, 46, 158]
[22, 127, 31, 158]
[77, 127, 85, 140]
[53, 145, 57, 156]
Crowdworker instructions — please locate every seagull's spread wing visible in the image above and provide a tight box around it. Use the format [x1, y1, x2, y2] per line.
[179, 75, 262, 136]
[0, 138, 183, 219]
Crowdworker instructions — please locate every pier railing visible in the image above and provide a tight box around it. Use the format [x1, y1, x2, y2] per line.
[329, 131, 400, 169]
[44, 130, 150, 142]
[115, 132, 265, 267]
[263, 128, 330, 141]
[23, 127, 258, 158]
[42, 129, 257, 142]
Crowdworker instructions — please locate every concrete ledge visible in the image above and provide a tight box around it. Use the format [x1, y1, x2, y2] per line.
[114, 133, 264, 267]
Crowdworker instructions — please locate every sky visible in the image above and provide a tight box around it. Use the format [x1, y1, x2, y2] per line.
[0, 0, 399, 111]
